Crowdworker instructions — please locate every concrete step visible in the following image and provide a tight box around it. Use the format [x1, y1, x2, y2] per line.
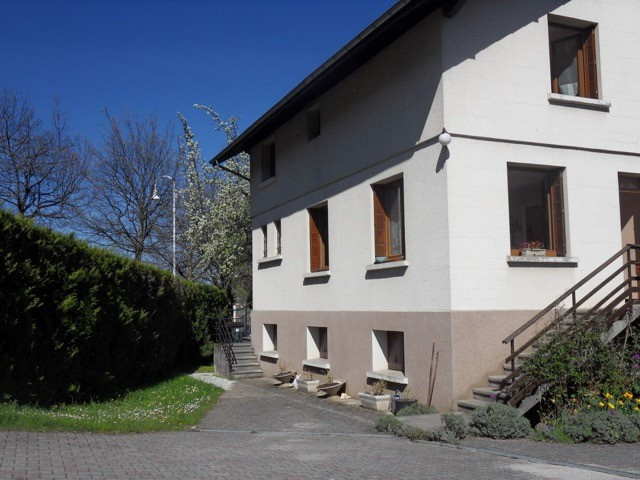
[457, 399, 490, 413]
[232, 362, 261, 371]
[233, 353, 258, 361]
[231, 368, 263, 379]
[472, 387, 506, 403]
[488, 374, 512, 386]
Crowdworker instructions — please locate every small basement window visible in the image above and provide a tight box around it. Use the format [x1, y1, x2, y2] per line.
[261, 142, 276, 182]
[307, 326, 328, 360]
[372, 330, 405, 374]
[263, 324, 277, 352]
[549, 21, 598, 99]
[508, 165, 566, 256]
[307, 106, 320, 141]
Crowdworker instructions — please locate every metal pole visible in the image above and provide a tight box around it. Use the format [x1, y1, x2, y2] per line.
[172, 179, 176, 278]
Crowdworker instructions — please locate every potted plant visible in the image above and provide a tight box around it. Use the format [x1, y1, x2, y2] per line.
[391, 388, 418, 415]
[520, 241, 545, 256]
[359, 380, 391, 411]
[297, 371, 320, 393]
[273, 360, 294, 384]
[317, 372, 346, 397]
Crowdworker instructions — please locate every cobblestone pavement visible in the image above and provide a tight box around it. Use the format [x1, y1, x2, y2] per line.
[1, 378, 639, 479]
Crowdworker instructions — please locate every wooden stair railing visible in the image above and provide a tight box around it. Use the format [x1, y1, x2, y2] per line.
[501, 244, 640, 408]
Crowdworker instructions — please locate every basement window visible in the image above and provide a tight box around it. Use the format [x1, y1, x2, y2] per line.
[508, 165, 566, 256]
[371, 330, 405, 374]
[263, 324, 277, 352]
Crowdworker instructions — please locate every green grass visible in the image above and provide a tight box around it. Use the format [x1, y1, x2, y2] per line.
[193, 365, 215, 373]
[0, 375, 223, 433]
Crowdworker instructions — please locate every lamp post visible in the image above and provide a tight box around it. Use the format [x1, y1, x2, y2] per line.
[152, 175, 176, 277]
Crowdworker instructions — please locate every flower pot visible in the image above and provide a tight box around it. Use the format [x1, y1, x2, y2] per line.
[298, 379, 320, 394]
[317, 380, 345, 397]
[273, 372, 293, 384]
[522, 249, 546, 257]
[392, 398, 417, 415]
[359, 392, 391, 411]
[375, 256, 388, 263]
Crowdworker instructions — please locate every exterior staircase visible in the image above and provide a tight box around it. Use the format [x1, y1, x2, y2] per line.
[457, 244, 640, 415]
[229, 341, 263, 378]
[214, 303, 263, 379]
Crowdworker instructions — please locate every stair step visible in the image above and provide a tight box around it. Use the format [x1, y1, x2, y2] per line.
[232, 362, 260, 370]
[457, 399, 490, 412]
[473, 387, 506, 402]
[488, 374, 512, 386]
[233, 353, 258, 360]
[233, 372, 264, 379]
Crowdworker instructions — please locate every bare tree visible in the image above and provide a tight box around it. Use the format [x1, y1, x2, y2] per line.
[0, 88, 88, 222]
[83, 111, 177, 261]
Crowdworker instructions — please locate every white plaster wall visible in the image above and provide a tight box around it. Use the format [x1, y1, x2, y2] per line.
[441, 0, 640, 154]
[250, 14, 451, 312]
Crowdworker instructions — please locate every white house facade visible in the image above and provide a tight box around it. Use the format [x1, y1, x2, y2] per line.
[211, 0, 640, 411]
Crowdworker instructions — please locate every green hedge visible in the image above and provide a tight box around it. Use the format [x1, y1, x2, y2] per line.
[0, 210, 227, 405]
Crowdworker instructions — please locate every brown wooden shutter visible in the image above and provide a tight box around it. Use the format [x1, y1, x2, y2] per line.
[373, 187, 388, 257]
[583, 27, 598, 99]
[549, 171, 566, 256]
[309, 210, 321, 272]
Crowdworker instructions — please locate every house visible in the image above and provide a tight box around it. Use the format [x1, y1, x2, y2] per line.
[211, 0, 640, 411]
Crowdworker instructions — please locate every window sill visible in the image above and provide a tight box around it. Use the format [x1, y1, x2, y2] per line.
[260, 351, 279, 359]
[367, 370, 408, 385]
[547, 93, 611, 111]
[507, 255, 578, 267]
[259, 177, 277, 189]
[366, 260, 409, 271]
[302, 358, 330, 370]
[257, 255, 282, 265]
[303, 270, 331, 279]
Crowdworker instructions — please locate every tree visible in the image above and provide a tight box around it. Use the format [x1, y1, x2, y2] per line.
[178, 105, 251, 301]
[0, 88, 88, 222]
[83, 111, 177, 261]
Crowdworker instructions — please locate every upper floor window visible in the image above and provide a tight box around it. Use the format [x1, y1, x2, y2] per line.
[261, 225, 268, 258]
[549, 21, 598, 99]
[373, 178, 405, 262]
[307, 106, 320, 141]
[308, 204, 329, 272]
[275, 219, 282, 255]
[261, 142, 276, 182]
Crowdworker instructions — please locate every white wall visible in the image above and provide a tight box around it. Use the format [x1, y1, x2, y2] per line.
[251, 14, 452, 312]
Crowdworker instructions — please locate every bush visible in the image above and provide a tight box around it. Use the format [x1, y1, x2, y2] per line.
[441, 413, 467, 439]
[375, 416, 404, 435]
[564, 411, 640, 444]
[396, 403, 438, 416]
[468, 403, 532, 439]
[0, 210, 227, 405]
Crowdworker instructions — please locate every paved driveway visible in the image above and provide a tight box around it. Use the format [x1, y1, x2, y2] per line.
[1, 378, 639, 480]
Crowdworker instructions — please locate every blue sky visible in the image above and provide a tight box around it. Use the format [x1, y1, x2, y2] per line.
[3, 0, 393, 159]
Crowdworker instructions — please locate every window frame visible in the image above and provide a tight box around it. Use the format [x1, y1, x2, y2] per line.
[549, 22, 598, 99]
[372, 178, 405, 263]
[308, 204, 329, 272]
[275, 219, 281, 255]
[261, 224, 268, 258]
[261, 142, 276, 182]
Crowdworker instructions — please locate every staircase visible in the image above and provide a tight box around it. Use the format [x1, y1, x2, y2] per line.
[229, 341, 263, 378]
[214, 303, 263, 379]
[457, 244, 640, 415]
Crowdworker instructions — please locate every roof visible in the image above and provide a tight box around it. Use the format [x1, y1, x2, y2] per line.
[210, 0, 466, 166]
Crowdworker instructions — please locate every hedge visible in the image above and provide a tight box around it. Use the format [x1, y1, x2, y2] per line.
[0, 210, 227, 405]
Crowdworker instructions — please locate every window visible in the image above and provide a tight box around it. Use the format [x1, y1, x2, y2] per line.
[307, 326, 328, 360]
[275, 220, 281, 255]
[508, 166, 566, 256]
[373, 178, 404, 262]
[263, 324, 277, 352]
[261, 142, 276, 182]
[549, 22, 598, 98]
[306, 106, 320, 141]
[261, 225, 267, 258]
[308, 205, 329, 272]
[372, 330, 405, 374]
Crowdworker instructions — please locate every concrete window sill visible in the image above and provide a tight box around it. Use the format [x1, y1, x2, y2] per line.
[367, 370, 409, 385]
[257, 255, 282, 265]
[507, 256, 578, 267]
[260, 351, 279, 359]
[259, 177, 277, 189]
[547, 93, 611, 111]
[366, 260, 409, 272]
[303, 270, 331, 279]
[302, 358, 330, 370]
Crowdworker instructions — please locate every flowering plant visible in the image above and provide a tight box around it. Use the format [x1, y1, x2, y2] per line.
[520, 241, 545, 250]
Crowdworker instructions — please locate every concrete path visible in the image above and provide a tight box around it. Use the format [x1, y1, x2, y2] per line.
[1, 378, 639, 479]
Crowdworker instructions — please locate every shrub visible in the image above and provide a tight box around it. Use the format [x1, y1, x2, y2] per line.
[468, 403, 531, 439]
[375, 416, 404, 435]
[441, 413, 467, 439]
[0, 210, 227, 405]
[564, 411, 640, 444]
[396, 403, 438, 416]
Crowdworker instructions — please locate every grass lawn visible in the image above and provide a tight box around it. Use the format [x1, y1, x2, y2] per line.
[0, 374, 223, 433]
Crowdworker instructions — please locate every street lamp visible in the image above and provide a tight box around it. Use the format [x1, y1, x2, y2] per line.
[152, 175, 176, 277]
